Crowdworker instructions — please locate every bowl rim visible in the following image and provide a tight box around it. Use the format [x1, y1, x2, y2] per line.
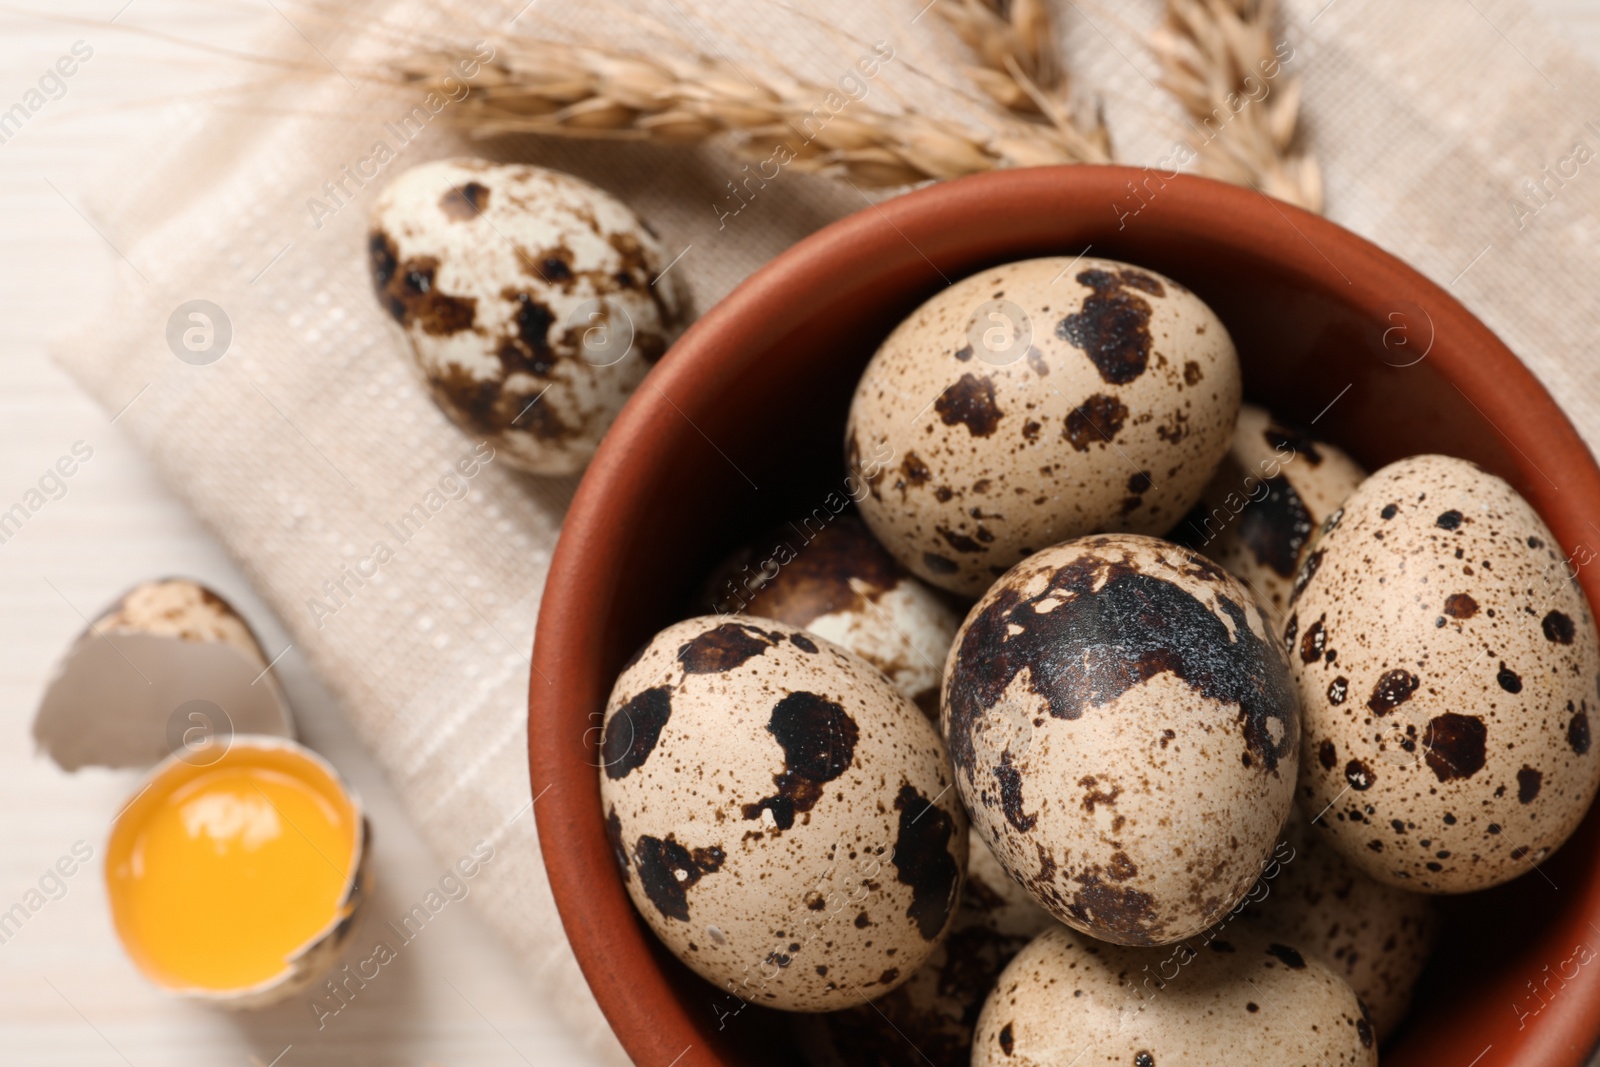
[530, 164, 1600, 1067]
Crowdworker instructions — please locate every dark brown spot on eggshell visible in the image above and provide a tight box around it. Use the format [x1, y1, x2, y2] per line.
[924, 552, 958, 575]
[1290, 548, 1324, 604]
[1262, 425, 1324, 465]
[1299, 618, 1327, 664]
[1065, 873, 1161, 944]
[934, 373, 1003, 437]
[506, 293, 558, 376]
[1266, 943, 1307, 968]
[1063, 393, 1129, 452]
[677, 622, 780, 673]
[1544, 610, 1576, 644]
[634, 834, 725, 922]
[371, 242, 477, 336]
[1436, 510, 1464, 529]
[1423, 713, 1488, 782]
[1319, 739, 1338, 769]
[1443, 593, 1479, 619]
[601, 686, 672, 779]
[605, 806, 628, 873]
[1367, 669, 1420, 715]
[1518, 765, 1543, 803]
[1056, 269, 1161, 385]
[741, 692, 859, 830]
[1497, 662, 1522, 693]
[994, 749, 1036, 832]
[1357, 1006, 1375, 1048]
[1237, 476, 1314, 578]
[1345, 759, 1376, 790]
[890, 784, 960, 940]
[945, 548, 1299, 780]
[998, 1023, 1014, 1055]
[899, 450, 931, 488]
[438, 180, 490, 219]
[1570, 708, 1591, 754]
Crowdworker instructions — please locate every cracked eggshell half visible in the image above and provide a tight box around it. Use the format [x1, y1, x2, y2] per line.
[598, 617, 968, 1012]
[369, 158, 688, 475]
[105, 736, 370, 1009]
[845, 256, 1240, 596]
[943, 534, 1300, 946]
[33, 579, 293, 771]
[1173, 404, 1367, 618]
[697, 513, 961, 717]
[972, 925, 1376, 1067]
[802, 828, 1054, 1067]
[1287, 454, 1600, 892]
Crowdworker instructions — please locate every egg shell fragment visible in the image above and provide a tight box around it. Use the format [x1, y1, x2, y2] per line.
[1235, 808, 1436, 1040]
[699, 513, 961, 717]
[973, 925, 1376, 1067]
[846, 256, 1241, 596]
[370, 158, 687, 475]
[803, 830, 1054, 1066]
[32, 579, 294, 772]
[943, 533, 1300, 946]
[1288, 454, 1600, 892]
[1173, 404, 1366, 618]
[599, 616, 968, 1012]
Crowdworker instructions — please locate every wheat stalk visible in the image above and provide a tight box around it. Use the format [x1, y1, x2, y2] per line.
[935, 0, 1111, 163]
[1150, 0, 1322, 211]
[379, 31, 1104, 189]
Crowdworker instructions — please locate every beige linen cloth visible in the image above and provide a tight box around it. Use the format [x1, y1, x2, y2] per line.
[54, 0, 1600, 1061]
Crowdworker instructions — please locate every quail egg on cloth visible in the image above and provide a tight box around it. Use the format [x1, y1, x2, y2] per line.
[972, 925, 1377, 1066]
[803, 830, 1054, 1066]
[845, 256, 1240, 596]
[943, 533, 1300, 945]
[1174, 404, 1366, 617]
[1287, 454, 1600, 891]
[370, 158, 687, 475]
[699, 513, 961, 716]
[1236, 808, 1436, 1040]
[599, 616, 968, 1011]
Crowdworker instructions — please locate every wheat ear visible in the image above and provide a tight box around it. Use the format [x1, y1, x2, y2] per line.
[1150, 0, 1322, 211]
[380, 33, 1101, 188]
[935, 0, 1111, 163]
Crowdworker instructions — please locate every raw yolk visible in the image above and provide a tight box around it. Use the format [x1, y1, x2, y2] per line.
[108, 760, 356, 992]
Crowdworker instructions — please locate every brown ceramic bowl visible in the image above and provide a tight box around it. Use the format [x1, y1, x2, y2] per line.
[530, 166, 1600, 1067]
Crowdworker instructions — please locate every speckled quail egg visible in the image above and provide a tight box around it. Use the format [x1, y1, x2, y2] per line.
[1173, 404, 1366, 617]
[1235, 808, 1436, 1040]
[973, 925, 1377, 1066]
[845, 256, 1241, 596]
[370, 158, 687, 475]
[943, 533, 1300, 945]
[698, 514, 961, 717]
[1287, 454, 1600, 892]
[599, 616, 967, 1011]
[802, 830, 1055, 1066]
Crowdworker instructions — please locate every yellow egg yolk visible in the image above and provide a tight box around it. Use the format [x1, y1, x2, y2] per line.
[107, 752, 357, 992]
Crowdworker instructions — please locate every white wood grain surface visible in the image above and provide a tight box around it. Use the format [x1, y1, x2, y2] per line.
[1, 2, 1597, 1065]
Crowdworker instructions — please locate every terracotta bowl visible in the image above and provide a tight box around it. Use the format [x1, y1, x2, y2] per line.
[530, 166, 1600, 1067]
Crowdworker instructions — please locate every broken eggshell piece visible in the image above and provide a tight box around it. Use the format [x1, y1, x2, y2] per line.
[105, 736, 370, 1008]
[32, 579, 294, 771]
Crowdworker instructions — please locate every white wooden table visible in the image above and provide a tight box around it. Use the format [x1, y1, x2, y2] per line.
[1, 2, 1597, 1064]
